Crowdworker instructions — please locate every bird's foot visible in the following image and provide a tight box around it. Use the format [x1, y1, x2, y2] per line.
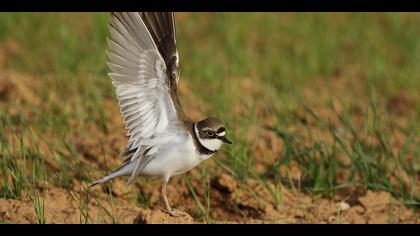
[165, 208, 189, 217]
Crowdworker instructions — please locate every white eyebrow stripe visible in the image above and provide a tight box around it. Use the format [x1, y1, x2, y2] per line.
[217, 131, 226, 136]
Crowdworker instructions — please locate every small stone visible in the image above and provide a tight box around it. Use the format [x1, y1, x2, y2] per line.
[338, 202, 350, 211]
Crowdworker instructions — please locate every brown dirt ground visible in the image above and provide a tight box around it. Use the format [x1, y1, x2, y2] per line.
[0, 178, 418, 224]
[0, 41, 419, 224]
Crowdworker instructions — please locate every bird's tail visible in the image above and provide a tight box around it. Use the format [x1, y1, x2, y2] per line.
[89, 165, 129, 188]
[89, 175, 112, 188]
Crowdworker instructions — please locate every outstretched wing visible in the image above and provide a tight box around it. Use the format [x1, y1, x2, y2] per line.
[107, 12, 182, 184]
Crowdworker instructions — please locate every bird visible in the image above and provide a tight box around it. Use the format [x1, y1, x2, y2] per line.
[90, 12, 232, 217]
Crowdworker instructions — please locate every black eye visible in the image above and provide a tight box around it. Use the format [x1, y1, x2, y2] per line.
[206, 131, 215, 137]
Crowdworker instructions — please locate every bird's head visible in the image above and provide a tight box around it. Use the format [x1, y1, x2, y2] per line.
[195, 117, 232, 152]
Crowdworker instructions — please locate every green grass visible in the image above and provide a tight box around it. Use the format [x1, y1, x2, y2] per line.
[31, 152, 46, 224]
[1, 114, 30, 199]
[184, 165, 213, 222]
[269, 96, 419, 203]
[32, 187, 46, 224]
[0, 13, 419, 222]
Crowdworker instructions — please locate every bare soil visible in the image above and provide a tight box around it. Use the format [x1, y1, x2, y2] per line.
[0, 179, 418, 224]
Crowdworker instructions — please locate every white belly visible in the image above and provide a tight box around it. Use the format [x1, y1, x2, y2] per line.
[138, 134, 212, 178]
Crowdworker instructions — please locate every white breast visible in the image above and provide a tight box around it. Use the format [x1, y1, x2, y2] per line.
[139, 134, 209, 178]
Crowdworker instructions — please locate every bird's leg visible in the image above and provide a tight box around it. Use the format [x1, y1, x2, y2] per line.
[161, 178, 188, 217]
[161, 180, 172, 213]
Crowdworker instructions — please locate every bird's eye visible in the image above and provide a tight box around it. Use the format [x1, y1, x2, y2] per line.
[206, 131, 215, 137]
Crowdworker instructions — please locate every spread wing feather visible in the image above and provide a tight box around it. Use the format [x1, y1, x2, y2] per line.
[107, 12, 182, 184]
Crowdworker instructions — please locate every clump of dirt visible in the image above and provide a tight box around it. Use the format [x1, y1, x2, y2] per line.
[0, 71, 43, 108]
[386, 93, 415, 117]
[0, 76, 16, 101]
[133, 209, 195, 224]
[211, 173, 237, 194]
[359, 190, 391, 211]
[355, 190, 418, 224]
[0, 39, 18, 101]
[0, 38, 20, 67]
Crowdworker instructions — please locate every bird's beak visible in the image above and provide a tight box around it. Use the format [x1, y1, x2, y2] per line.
[221, 136, 232, 144]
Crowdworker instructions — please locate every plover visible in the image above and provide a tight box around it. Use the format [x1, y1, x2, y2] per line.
[90, 12, 232, 217]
